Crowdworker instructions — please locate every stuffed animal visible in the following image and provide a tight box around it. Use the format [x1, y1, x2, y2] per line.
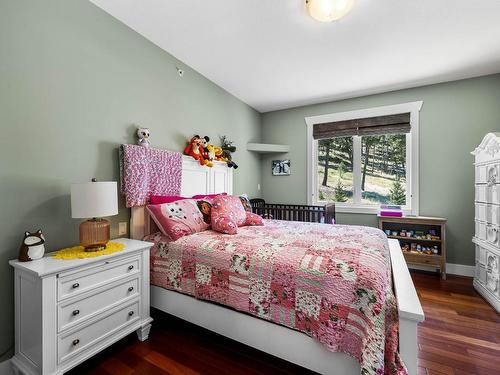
[136, 127, 151, 148]
[183, 135, 213, 167]
[213, 146, 225, 162]
[19, 230, 45, 262]
[206, 144, 216, 162]
[199, 136, 211, 160]
[220, 135, 239, 169]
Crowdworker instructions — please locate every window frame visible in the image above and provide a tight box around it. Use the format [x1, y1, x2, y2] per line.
[305, 101, 422, 215]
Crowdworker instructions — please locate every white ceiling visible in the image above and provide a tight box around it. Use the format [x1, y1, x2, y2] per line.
[90, 0, 500, 112]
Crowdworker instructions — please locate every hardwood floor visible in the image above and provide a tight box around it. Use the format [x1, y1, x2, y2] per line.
[412, 272, 500, 375]
[67, 272, 499, 375]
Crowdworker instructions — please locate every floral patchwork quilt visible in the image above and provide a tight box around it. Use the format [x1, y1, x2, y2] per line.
[145, 220, 406, 375]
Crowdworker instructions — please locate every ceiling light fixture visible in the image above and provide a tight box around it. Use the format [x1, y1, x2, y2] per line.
[306, 0, 355, 22]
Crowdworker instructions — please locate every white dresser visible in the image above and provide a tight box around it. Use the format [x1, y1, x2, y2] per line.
[9, 238, 153, 375]
[472, 133, 500, 312]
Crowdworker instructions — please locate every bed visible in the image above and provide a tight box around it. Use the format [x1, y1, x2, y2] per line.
[128, 157, 424, 375]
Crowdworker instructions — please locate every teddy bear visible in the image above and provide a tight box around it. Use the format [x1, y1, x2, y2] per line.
[136, 127, 151, 148]
[183, 135, 213, 167]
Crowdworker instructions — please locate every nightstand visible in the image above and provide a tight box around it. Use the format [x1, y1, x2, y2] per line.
[9, 238, 153, 375]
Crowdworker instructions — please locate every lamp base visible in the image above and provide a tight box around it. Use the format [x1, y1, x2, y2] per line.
[83, 244, 107, 252]
[80, 218, 110, 252]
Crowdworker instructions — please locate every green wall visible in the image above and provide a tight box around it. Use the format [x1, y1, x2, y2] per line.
[2, 0, 500, 364]
[0, 0, 261, 360]
[261, 74, 500, 266]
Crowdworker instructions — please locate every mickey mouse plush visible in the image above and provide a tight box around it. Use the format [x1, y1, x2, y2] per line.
[199, 136, 211, 160]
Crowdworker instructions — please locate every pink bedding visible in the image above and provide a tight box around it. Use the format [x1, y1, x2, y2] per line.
[145, 220, 406, 375]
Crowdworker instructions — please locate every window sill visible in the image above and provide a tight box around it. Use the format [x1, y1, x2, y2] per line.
[315, 202, 413, 215]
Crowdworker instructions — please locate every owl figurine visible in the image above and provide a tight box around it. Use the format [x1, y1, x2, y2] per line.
[137, 127, 151, 148]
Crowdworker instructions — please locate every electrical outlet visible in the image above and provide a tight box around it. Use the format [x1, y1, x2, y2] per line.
[118, 222, 127, 236]
[257, 183, 261, 191]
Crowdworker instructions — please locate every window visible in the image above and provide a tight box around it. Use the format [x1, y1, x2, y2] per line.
[306, 102, 421, 215]
[318, 137, 354, 203]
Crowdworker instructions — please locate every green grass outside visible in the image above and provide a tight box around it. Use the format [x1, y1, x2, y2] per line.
[318, 165, 405, 204]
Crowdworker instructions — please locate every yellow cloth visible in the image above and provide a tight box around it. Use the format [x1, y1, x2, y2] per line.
[51, 242, 126, 260]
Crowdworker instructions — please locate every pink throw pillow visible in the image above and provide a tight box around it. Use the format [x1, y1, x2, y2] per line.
[192, 193, 227, 202]
[211, 195, 247, 234]
[150, 195, 188, 204]
[147, 199, 209, 241]
[244, 212, 264, 226]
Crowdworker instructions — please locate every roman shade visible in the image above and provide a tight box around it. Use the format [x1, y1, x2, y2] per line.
[312, 112, 411, 139]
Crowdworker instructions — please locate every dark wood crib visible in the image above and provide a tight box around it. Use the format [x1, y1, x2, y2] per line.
[249, 199, 336, 224]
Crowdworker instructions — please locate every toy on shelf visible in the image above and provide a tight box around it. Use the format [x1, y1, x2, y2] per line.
[220, 135, 238, 169]
[183, 135, 213, 167]
[385, 227, 441, 241]
[378, 215, 446, 278]
[136, 127, 151, 148]
[200, 136, 212, 161]
[213, 146, 226, 162]
[207, 144, 216, 162]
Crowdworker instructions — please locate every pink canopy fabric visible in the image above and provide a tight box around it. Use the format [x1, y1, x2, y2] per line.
[120, 144, 182, 207]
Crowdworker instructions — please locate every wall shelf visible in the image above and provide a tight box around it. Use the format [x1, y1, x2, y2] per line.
[247, 143, 290, 154]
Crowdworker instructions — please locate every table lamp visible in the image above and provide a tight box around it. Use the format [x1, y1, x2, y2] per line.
[71, 179, 118, 252]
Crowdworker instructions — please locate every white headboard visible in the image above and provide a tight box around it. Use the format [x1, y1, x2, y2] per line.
[130, 156, 233, 240]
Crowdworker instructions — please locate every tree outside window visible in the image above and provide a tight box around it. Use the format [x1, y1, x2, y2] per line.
[318, 134, 407, 206]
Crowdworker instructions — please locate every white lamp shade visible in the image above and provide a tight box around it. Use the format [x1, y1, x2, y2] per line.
[71, 181, 118, 219]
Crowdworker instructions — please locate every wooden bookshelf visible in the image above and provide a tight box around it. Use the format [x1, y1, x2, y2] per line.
[378, 215, 447, 279]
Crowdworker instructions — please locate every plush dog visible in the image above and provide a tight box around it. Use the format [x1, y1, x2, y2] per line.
[19, 230, 45, 262]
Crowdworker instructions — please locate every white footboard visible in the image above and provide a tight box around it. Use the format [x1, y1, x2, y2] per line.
[388, 239, 425, 375]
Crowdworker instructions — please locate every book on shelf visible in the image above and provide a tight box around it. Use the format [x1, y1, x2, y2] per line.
[378, 204, 403, 217]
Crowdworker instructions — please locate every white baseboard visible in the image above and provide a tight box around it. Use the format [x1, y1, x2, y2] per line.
[445, 263, 475, 277]
[0, 359, 12, 375]
[408, 263, 474, 277]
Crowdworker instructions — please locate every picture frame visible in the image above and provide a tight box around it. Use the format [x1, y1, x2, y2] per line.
[272, 160, 291, 176]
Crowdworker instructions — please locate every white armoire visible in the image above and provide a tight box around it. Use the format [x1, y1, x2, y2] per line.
[472, 133, 500, 312]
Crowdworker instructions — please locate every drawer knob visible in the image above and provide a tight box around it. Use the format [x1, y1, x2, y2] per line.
[128, 265, 134, 270]
[72, 309, 80, 316]
[72, 339, 80, 346]
[72, 283, 80, 289]
[128, 311, 134, 316]
[128, 286, 134, 292]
